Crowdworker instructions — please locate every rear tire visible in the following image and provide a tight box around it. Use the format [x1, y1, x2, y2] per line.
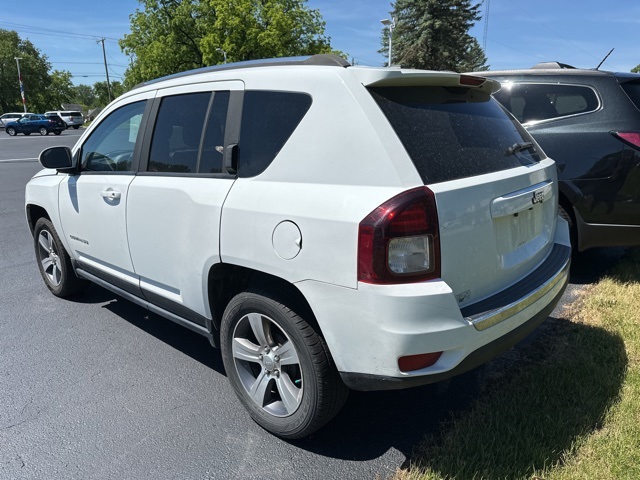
[33, 218, 88, 297]
[6, 127, 16, 136]
[54, 131, 61, 135]
[220, 289, 348, 439]
[73, 125, 80, 129]
[39, 127, 48, 136]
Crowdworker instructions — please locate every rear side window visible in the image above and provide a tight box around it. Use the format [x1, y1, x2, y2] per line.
[149, 92, 211, 173]
[238, 91, 312, 177]
[369, 86, 541, 184]
[493, 83, 599, 123]
[620, 81, 640, 110]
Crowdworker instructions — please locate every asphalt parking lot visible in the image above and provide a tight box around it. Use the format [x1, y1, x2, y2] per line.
[0, 131, 626, 479]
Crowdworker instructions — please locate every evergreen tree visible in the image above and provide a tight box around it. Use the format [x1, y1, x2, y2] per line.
[382, 0, 487, 72]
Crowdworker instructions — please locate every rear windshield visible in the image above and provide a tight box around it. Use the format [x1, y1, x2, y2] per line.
[620, 81, 640, 110]
[68, 112, 82, 116]
[368, 86, 542, 184]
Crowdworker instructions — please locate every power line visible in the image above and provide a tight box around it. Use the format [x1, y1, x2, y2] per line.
[0, 21, 120, 43]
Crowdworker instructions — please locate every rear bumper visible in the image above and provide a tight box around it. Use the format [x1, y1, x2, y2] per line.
[297, 239, 570, 391]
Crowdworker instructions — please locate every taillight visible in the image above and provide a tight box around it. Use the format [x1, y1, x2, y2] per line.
[358, 186, 440, 284]
[612, 131, 640, 150]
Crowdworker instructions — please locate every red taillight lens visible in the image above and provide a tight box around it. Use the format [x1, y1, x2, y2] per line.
[398, 352, 443, 372]
[358, 186, 440, 284]
[612, 131, 640, 150]
[459, 74, 486, 87]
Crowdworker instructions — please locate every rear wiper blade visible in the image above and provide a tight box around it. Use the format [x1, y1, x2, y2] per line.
[505, 142, 534, 156]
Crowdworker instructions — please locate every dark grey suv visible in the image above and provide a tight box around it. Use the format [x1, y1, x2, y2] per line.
[479, 62, 640, 251]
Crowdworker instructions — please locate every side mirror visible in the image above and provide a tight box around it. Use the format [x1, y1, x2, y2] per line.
[39, 146, 76, 173]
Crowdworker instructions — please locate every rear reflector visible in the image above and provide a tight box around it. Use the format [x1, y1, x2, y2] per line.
[398, 352, 443, 372]
[612, 131, 640, 150]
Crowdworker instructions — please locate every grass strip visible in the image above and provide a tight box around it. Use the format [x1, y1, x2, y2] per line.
[394, 248, 640, 480]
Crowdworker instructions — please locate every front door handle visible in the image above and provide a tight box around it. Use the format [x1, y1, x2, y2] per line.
[100, 189, 121, 200]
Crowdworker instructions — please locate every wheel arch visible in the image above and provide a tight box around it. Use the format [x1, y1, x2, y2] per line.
[207, 264, 321, 346]
[26, 204, 51, 235]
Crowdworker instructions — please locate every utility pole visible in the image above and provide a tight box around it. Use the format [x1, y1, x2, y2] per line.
[14, 57, 27, 113]
[98, 38, 112, 102]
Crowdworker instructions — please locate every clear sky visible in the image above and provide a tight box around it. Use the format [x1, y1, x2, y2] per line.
[1, 0, 638, 87]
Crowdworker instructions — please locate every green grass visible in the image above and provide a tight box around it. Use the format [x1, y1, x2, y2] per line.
[393, 248, 640, 480]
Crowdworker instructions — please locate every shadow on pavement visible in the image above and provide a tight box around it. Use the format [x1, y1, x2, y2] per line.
[70, 246, 630, 465]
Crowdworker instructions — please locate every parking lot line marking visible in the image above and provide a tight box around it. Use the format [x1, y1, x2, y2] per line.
[0, 157, 38, 163]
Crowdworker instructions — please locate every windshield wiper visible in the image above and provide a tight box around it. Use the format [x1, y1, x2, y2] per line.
[505, 142, 534, 156]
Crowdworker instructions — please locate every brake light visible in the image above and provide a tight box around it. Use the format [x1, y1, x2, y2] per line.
[358, 186, 440, 284]
[459, 75, 486, 87]
[612, 131, 640, 150]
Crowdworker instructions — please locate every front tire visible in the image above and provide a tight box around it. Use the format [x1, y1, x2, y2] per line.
[54, 131, 61, 135]
[7, 127, 16, 136]
[220, 290, 348, 439]
[73, 125, 80, 129]
[33, 218, 87, 297]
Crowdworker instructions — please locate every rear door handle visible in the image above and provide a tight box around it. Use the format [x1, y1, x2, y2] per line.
[100, 189, 121, 200]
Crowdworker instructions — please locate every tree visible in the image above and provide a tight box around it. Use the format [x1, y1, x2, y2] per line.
[120, 0, 334, 86]
[93, 80, 126, 106]
[72, 84, 97, 109]
[43, 70, 75, 110]
[633, 65, 640, 73]
[382, 0, 487, 72]
[0, 29, 53, 113]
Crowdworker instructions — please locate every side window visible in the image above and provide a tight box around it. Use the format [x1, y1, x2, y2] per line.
[238, 91, 312, 177]
[494, 83, 599, 123]
[200, 91, 230, 174]
[81, 101, 146, 172]
[148, 92, 211, 173]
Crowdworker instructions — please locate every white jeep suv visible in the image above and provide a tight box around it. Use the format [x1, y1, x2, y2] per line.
[25, 55, 570, 439]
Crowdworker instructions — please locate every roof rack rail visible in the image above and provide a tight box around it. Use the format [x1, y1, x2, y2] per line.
[530, 61, 576, 70]
[136, 54, 351, 89]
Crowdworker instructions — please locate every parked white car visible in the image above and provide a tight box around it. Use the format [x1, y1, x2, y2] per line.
[0, 112, 35, 128]
[26, 55, 570, 439]
[44, 110, 84, 129]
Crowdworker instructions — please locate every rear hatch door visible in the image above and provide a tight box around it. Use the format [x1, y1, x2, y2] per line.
[367, 79, 559, 305]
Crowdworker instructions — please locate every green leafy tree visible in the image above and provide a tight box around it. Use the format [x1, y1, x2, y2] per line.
[42, 70, 75, 110]
[632, 65, 640, 73]
[0, 29, 53, 113]
[93, 80, 126, 106]
[120, 0, 334, 86]
[72, 84, 97, 109]
[381, 0, 487, 72]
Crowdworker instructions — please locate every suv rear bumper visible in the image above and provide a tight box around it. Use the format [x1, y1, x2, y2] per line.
[297, 238, 570, 391]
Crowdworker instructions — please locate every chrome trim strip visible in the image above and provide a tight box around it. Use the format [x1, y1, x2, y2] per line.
[466, 253, 570, 331]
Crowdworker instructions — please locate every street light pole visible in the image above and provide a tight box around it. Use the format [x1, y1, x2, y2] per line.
[14, 57, 27, 113]
[380, 17, 396, 67]
[216, 48, 227, 64]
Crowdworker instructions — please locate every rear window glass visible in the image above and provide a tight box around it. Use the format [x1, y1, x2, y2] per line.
[238, 91, 312, 177]
[620, 81, 640, 110]
[69, 112, 82, 116]
[493, 83, 599, 123]
[368, 86, 541, 184]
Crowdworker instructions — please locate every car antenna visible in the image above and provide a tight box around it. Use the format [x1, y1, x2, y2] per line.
[595, 48, 614, 70]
